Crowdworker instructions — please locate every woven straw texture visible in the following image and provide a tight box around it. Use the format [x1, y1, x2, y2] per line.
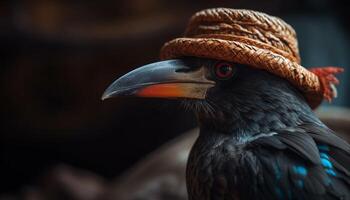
[160, 8, 342, 109]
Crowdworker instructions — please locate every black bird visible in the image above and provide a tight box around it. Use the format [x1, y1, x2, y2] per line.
[102, 8, 350, 200]
[102, 57, 350, 200]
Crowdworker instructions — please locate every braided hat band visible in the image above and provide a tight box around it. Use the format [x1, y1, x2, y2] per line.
[160, 8, 343, 109]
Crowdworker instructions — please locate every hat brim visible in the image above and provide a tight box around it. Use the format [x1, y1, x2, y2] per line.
[160, 37, 323, 109]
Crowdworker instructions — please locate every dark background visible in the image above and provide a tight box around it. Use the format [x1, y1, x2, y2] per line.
[1, 0, 349, 195]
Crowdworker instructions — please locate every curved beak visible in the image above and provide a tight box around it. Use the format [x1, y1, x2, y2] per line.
[101, 59, 215, 100]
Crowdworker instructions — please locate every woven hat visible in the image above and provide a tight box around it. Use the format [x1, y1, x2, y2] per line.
[160, 8, 343, 109]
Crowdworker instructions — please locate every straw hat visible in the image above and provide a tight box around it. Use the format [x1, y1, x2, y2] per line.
[160, 8, 343, 109]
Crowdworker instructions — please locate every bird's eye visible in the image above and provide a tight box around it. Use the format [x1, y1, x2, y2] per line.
[214, 62, 235, 80]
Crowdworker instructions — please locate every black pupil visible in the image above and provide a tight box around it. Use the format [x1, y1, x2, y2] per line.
[219, 65, 232, 76]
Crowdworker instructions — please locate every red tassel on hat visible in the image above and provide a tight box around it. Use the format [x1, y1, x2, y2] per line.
[309, 67, 344, 102]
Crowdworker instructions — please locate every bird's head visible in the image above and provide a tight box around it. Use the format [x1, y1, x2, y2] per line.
[102, 57, 315, 133]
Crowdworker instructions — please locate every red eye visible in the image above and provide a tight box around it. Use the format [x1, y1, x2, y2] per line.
[214, 62, 235, 80]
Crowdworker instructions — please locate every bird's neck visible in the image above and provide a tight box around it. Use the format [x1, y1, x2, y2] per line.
[197, 79, 323, 138]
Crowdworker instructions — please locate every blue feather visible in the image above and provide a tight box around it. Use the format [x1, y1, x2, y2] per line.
[320, 152, 329, 159]
[293, 166, 308, 176]
[321, 158, 333, 168]
[325, 169, 337, 176]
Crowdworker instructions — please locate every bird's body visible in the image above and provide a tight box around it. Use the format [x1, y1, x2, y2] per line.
[186, 66, 350, 200]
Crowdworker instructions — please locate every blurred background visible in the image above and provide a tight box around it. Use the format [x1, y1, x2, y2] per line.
[1, 0, 349, 199]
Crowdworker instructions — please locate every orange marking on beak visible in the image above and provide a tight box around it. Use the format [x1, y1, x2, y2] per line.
[137, 83, 186, 98]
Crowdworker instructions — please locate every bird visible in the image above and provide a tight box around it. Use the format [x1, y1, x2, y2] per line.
[102, 8, 350, 200]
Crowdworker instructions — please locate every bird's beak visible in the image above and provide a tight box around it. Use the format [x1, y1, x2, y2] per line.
[102, 59, 215, 100]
